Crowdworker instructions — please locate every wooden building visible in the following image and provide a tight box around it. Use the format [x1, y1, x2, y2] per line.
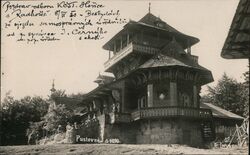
[220, 0, 249, 144]
[78, 11, 216, 146]
[201, 103, 244, 141]
[221, 0, 250, 59]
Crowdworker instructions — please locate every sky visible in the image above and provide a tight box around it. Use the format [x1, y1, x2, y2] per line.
[1, 0, 248, 100]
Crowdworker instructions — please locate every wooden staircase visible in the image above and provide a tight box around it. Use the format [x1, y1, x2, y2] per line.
[201, 121, 215, 142]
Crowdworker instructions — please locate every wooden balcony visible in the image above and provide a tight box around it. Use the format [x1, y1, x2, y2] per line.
[131, 106, 213, 121]
[104, 43, 160, 71]
[111, 107, 212, 124]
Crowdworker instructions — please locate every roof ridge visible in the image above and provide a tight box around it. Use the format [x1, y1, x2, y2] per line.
[201, 103, 244, 119]
[138, 12, 180, 33]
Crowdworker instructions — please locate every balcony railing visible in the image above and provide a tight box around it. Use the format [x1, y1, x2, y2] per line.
[133, 43, 160, 54]
[141, 107, 212, 118]
[104, 43, 160, 70]
[110, 107, 212, 124]
[131, 106, 212, 121]
[104, 42, 133, 70]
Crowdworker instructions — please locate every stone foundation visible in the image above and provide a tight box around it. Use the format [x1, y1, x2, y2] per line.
[104, 123, 137, 144]
[136, 119, 203, 146]
[103, 119, 203, 146]
[99, 115, 203, 146]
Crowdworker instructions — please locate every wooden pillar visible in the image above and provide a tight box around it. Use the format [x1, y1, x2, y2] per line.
[108, 50, 111, 59]
[92, 100, 96, 110]
[187, 40, 191, 54]
[187, 47, 191, 55]
[120, 36, 123, 49]
[137, 98, 140, 110]
[194, 73, 199, 108]
[102, 98, 107, 114]
[127, 33, 130, 45]
[147, 84, 153, 107]
[114, 41, 116, 53]
[170, 81, 177, 106]
[193, 85, 197, 108]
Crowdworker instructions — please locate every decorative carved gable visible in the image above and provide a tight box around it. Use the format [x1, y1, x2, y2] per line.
[161, 38, 186, 57]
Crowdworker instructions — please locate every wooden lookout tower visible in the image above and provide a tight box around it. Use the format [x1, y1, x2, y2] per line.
[81, 9, 215, 146]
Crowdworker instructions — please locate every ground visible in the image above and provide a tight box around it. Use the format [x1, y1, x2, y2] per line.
[0, 144, 248, 155]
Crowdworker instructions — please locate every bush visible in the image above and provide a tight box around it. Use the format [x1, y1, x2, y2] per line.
[77, 117, 101, 141]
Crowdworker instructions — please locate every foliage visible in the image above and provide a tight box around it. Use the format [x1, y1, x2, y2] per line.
[26, 121, 45, 145]
[202, 72, 249, 117]
[68, 92, 86, 100]
[78, 117, 100, 139]
[49, 89, 67, 101]
[25, 90, 82, 144]
[1, 93, 49, 145]
[0, 89, 87, 145]
[42, 103, 74, 134]
[239, 70, 249, 117]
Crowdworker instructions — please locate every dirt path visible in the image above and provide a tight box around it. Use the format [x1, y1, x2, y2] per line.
[0, 144, 248, 155]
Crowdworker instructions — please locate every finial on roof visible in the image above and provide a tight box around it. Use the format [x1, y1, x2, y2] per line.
[50, 79, 56, 94]
[149, 2, 151, 13]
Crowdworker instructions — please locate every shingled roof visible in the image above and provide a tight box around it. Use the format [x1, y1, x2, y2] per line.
[138, 13, 180, 33]
[94, 74, 115, 85]
[103, 12, 199, 50]
[139, 54, 206, 70]
[200, 103, 244, 120]
[138, 53, 213, 85]
[221, 0, 250, 59]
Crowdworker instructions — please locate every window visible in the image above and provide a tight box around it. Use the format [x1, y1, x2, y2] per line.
[138, 96, 147, 108]
[156, 85, 169, 101]
[159, 93, 166, 100]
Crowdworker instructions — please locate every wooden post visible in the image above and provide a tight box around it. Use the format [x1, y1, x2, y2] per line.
[114, 41, 117, 53]
[108, 50, 111, 59]
[170, 81, 177, 106]
[137, 98, 140, 109]
[187, 47, 191, 55]
[120, 36, 123, 49]
[187, 40, 191, 54]
[147, 84, 153, 107]
[127, 33, 130, 45]
[193, 85, 197, 108]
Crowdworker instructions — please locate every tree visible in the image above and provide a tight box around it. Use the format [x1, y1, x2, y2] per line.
[49, 89, 67, 101]
[68, 92, 86, 99]
[202, 73, 246, 116]
[42, 104, 74, 134]
[239, 70, 249, 117]
[0, 93, 49, 145]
